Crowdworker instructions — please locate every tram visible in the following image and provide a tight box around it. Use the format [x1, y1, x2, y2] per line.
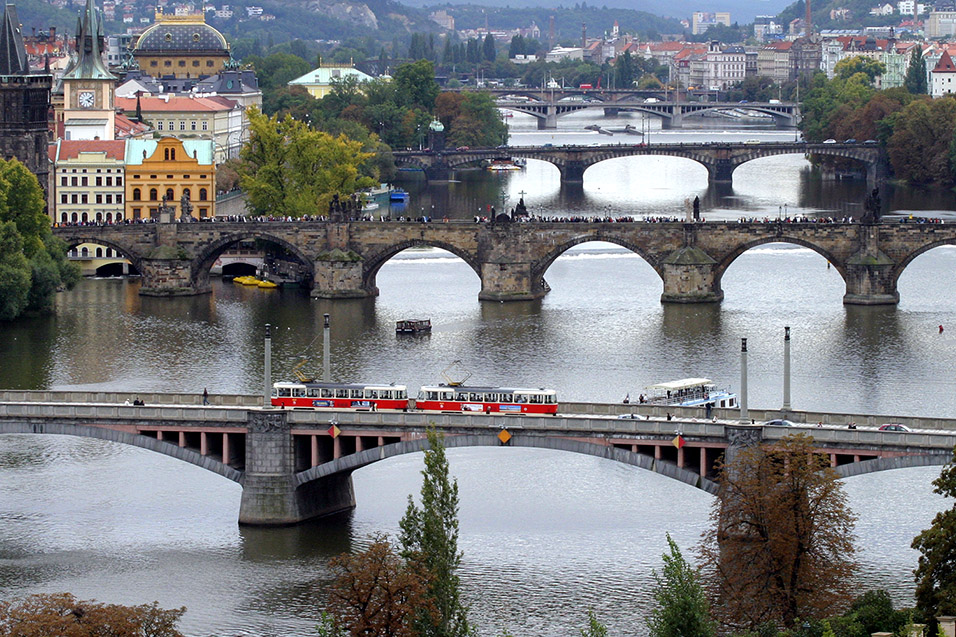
[415, 385, 558, 414]
[271, 381, 409, 410]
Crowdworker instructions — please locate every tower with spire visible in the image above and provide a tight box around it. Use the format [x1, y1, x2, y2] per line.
[58, 0, 116, 141]
[0, 1, 53, 195]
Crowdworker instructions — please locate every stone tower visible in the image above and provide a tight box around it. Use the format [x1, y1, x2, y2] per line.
[0, 1, 52, 191]
[59, 0, 116, 141]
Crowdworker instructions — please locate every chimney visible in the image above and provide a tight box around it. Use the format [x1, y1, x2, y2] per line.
[49, 26, 55, 40]
[582, 22, 587, 49]
[805, 0, 812, 35]
[549, 15, 555, 50]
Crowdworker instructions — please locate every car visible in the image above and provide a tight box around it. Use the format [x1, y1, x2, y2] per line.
[543, 143, 554, 147]
[744, 139, 760, 145]
[739, 100, 749, 104]
[879, 423, 911, 432]
[845, 138, 857, 143]
[823, 139, 837, 143]
[765, 419, 795, 427]
[456, 146, 470, 151]
[617, 413, 645, 420]
[863, 139, 879, 144]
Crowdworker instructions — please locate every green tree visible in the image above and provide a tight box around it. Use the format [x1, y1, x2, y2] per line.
[399, 428, 471, 637]
[905, 46, 928, 95]
[238, 108, 375, 217]
[393, 60, 439, 111]
[614, 50, 637, 88]
[580, 609, 608, 637]
[699, 433, 858, 632]
[913, 448, 956, 619]
[646, 534, 715, 637]
[888, 96, 956, 184]
[482, 34, 496, 62]
[834, 56, 886, 84]
[0, 221, 31, 321]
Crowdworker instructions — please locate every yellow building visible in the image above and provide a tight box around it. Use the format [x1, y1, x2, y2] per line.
[287, 64, 374, 99]
[131, 12, 232, 79]
[125, 136, 216, 220]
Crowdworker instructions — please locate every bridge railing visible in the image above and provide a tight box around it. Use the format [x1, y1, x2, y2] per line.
[0, 390, 262, 408]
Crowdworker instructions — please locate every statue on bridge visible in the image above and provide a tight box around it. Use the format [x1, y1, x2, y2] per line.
[693, 196, 701, 222]
[861, 187, 882, 224]
[180, 190, 194, 220]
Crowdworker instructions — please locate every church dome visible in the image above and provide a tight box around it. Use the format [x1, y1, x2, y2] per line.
[134, 15, 228, 54]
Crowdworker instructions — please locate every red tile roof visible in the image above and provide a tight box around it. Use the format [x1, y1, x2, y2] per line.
[55, 140, 126, 161]
[934, 50, 956, 73]
[114, 95, 238, 112]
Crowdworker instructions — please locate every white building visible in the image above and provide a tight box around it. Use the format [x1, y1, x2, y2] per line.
[931, 50, 956, 97]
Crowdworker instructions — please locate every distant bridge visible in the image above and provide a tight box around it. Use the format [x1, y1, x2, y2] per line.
[1, 391, 953, 525]
[53, 218, 947, 305]
[392, 142, 885, 185]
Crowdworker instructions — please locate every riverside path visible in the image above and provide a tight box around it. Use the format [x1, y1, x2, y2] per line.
[1, 391, 953, 525]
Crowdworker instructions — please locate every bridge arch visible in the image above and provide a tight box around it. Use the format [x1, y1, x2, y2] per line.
[891, 238, 956, 288]
[362, 240, 482, 294]
[295, 434, 717, 493]
[192, 231, 316, 287]
[0, 423, 242, 483]
[835, 453, 949, 478]
[714, 235, 846, 287]
[59, 236, 146, 276]
[530, 235, 663, 285]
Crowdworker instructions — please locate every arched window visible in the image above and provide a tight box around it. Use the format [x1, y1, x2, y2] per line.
[81, 212, 88, 223]
[61, 212, 68, 223]
[80, 247, 89, 257]
[170, 148, 176, 160]
[71, 212, 78, 223]
[133, 188, 141, 201]
[105, 213, 113, 223]
[198, 188, 207, 201]
[149, 188, 158, 201]
[164, 148, 170, 161]
[95, 212, 103, 223]
[95, 247, 103, 257]
[165, 188, 175, 202]
[116, 212, 123, 221]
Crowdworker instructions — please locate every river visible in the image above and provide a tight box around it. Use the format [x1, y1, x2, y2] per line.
[1, 111, 955, 636]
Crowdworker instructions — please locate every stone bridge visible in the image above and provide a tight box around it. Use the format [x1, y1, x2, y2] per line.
[53, 218, 952, 305]
[1, 391, 952, 525]
[393, 142, 883, 185]
[491, 98, 800, 130]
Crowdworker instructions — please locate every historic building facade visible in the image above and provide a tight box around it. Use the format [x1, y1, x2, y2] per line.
[50, 140, 126, 224]
[131, 13, 232, 78]
[125, 136, 216, 220]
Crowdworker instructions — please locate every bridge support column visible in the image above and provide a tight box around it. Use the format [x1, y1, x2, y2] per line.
[239, 411, 355, 526]
[559, 161, 587, 183]
[139, 258, 209, 296]
[423, 163, 452, 182]
[660, 245, 723, 303]
[478, 262, 546, 301]
[537, 107, 558, 130]
[311, 254, 372, 299]
[663, 107, 682, 129]
[843, 223, 899, 305]
[706, 160, 735, 184]
[603, 107, 620, 117]
[866, 160, 889, 187]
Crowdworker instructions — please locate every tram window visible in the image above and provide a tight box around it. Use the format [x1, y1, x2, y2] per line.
[380, 390, 392, 399]
[293, 387, 305, 398]
[335, 389, 348, 398]
[456, 392, 468, 401]
[350, 389, 363, 399]
[425, 391, 438, 401]
[271, 388, 278, 397]
[469, 393, 481, 401]
[278, 388, 292, 397]
[501, 394, 513, 403]
[321, 388, 333, 398]
[366, 390, 379, 399]
[307, 388, 319, 398]
[441, 391, 453, 400]
[399, 389, 408, 399]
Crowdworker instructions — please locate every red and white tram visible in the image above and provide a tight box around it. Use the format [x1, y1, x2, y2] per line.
[415, 385, 558, 414]
[271, 381, 409, 410]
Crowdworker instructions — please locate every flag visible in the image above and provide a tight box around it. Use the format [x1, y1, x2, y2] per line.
[328, 424, 341, 438]
[672, 434, 685, 449]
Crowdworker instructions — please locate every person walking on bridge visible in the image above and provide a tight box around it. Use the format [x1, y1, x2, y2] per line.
[203, 388, 209, 405]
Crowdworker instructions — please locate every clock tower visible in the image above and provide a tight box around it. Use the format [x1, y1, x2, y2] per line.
[60, 0, 115, 140]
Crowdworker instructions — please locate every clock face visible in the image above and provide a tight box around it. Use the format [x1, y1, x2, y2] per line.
[78, 91, 95, 108]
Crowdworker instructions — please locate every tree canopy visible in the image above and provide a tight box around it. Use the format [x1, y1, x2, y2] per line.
[0, 592, 185, 636]
[699, 433, 858, 632]
[646, 534, 715, 637]
[913, 448, 956, 619]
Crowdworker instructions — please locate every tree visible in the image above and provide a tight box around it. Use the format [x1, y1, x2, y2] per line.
[393, 60, 439, 111]
[905, 46, 928, 95]
[399, 428, 471, 637]
[0, 221, 31, 321]
[699, 433, 858, 632]
[580, 609, 608, 637]
[482, 34, 496, 62]
[238, 108, 375, 217]
[646, 534, 715, 637]
[887, 96, 956, 184]
[0, 592, 186, 636]
[913, 448, 956, 620]
[834, 56, 886, 84]
[325, 538, 436, 637]
[614, 51, 636, 88]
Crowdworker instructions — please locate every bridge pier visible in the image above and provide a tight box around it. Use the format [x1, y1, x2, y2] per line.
[239, 411, 355, 526]
[843, 223, 899, 305]
[310, 254, 373, 299]
[423, 163, 452, 183]
[706, 160, 736, 184]
[478, 262, 547, 301]
[139, 258, 210, 296]
[536, 107, 558, 130]
[559, 160, 587, 183]
[660, 244, 723, 303]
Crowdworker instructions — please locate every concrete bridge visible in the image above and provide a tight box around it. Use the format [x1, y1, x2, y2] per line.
[392, 142, 884, 185]
[53, 218, 950, 305]
[492, 98, 800, 130]
[1, 391, 952, 525]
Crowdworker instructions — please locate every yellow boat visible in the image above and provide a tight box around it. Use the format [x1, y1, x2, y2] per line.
[232, 275, 251, 284]
[257, 280, 278, 289]
[240, 277, 262, 286]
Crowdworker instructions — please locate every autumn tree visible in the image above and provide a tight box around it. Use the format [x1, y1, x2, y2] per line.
[912, 448, 956, 620]
[699, 433, 858, 632]
[0, 592, 185, 636]
[646, 534, 715, 637]
[399, 428, 472, 637]
[238, 108, 375, 217]
[325, 537, 435, 637]
[887, 96, 956, 184]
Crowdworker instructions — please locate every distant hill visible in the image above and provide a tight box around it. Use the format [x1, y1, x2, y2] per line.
[407, 0, 795, 24]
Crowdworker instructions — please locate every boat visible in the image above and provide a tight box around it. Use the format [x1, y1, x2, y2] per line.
[389, 189, 409, 202]
[257, 280, 278, 289]
[640, 378, 737, 409]
[487, 159, 522, 172]
[239, 277, 262, 286]
[396, 318, 431, 333]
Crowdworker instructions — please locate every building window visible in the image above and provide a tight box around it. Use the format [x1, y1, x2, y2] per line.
[117, 177, 122, 186]
[95, 176, 102, 186]
[168, 122, 173, 130]
[206, 60, 214, 67]
[60, 176, 67, 186]
[61, 212, 67, 223]
[201, 121, 207, 131]
[190, 121, 196, 131]
[150, 61, 157, 67]
[180, 121, 186, 131]
[164, 61, 172, 67]
[116, 193, 122, 203]
[96, 194, 102, 204]
[158, 121, 163, 130]
[182, 188, 191, 201]
[192, 60, 200, 67]
[81, 194, 88, 204]
[165, 188, 174, 201]
[71, 212, 78, 223]
[60, 194, 67, 204]
[164, 148, 170, 160]
[96, 247, 103, 257]
[199, 188, 207, 201]
[149, 188, 158, 201]
[133, 188, 141, 201]
[178, 60, 186, 67]
[71, 176, 77, 186]
[106, 176, 112, 186]
[199, 207, 208, 217]
[105, 194, 112, 204]
[71, 194, 78, 204]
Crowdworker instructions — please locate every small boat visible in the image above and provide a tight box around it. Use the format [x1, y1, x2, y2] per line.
[487, 159, 522, 172]
[639, 378, 737, 409]
[239, 277, 262, 286]
[389, 189, 409, 202]
[257, 280, 278, 289]
[396, 318, 431, 334]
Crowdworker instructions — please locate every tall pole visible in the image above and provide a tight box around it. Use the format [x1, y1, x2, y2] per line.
[740, 337, 749, 423]
[783, 326, 792, 412]
[263, 323, 272, 407]
[323, 313, 331, 383]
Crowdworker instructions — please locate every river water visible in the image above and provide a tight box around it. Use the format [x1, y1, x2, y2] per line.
[2, 111, 956, 636]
